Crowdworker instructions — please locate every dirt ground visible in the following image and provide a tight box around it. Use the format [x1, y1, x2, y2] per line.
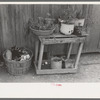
[0, 53, 100, 82]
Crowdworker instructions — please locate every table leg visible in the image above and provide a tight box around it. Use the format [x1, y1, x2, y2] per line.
[74, 42, 84, 69]
[67, 43, 73, 59]
[38, 43, 44, 70]
[35, 40, 39, 63]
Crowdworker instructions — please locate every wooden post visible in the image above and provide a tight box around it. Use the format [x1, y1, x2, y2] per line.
[74, 42, 84, 69]
[67, 43, 73, 59]
[38, 43, 44, 70]
[35, 40, 39, 63]
[47, 45, 51, 60]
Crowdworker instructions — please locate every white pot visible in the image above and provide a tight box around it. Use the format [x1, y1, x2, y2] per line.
[51, 57, 62, 69]
[60, 23, 74, 35]
[71, 19, 85, 26]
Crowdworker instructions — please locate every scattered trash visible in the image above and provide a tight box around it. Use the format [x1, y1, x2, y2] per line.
[44, 61, 48, 65]
[5, 46, 31, 61]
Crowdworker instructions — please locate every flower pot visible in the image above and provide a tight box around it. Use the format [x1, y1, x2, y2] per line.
[71, 19, 85, 26]
[60, 23, 74, 35]
[51, 57, 62, 69]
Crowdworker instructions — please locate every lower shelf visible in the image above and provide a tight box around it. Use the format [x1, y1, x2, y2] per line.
[34, 62, 78, 75]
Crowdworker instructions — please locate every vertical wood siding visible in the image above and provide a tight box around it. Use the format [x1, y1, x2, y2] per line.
[0, 4, 99, 56]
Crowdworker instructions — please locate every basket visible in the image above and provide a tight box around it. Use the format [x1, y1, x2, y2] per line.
[30, 26, 55, 36]
[3, 48, 33, 76]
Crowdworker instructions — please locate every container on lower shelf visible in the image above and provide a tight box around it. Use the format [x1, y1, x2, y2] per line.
[64, 59, 74, 69]
[51, 57, 62, 69]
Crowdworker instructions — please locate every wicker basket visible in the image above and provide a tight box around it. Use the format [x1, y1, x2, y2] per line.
[3, 48, 33, 76]
[30, 26, 55, 36]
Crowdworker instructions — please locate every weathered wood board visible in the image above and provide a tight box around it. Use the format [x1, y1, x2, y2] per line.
[0, 4, 99, 56]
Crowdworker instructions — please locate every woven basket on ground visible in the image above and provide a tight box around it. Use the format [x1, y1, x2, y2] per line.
[3, 48, 33, 76]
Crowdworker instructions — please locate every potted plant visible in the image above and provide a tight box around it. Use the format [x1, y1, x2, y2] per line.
[30, 13, 56, 36]
[58, 7, 76, 35]
[71, 10, 85, 27]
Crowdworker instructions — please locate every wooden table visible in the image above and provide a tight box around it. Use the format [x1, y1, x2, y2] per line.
[34, 34, 87, 74]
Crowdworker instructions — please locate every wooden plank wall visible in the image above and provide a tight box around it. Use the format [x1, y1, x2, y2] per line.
[0, 4, 95, 56]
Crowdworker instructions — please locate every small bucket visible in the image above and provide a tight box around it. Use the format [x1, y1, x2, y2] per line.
[51, 57, 62, 69]
[60, 23, 74, 35]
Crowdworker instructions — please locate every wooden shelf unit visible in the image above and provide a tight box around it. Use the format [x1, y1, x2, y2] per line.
[34, 34, 87, 74]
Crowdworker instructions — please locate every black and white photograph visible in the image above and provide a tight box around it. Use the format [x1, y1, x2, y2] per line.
[0, 1, 100, 98]
[0, 2, 99, 83]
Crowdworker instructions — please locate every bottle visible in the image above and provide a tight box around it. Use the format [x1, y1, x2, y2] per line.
[6, 50, 12, 60]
